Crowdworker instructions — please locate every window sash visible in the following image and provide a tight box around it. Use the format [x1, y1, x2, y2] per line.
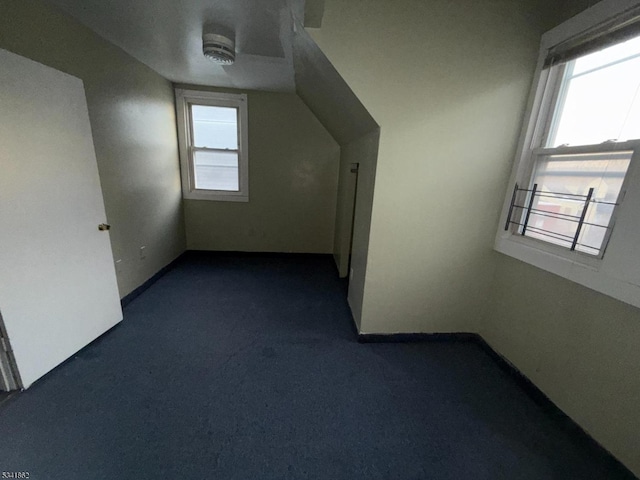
[190, 147, 241, 193]
[189, 104, 239, 150]
[514, 142, 638, 257]
[192, 146, 240, 154]
[185, 101, 244, 195]
[532, 140, 640, 155]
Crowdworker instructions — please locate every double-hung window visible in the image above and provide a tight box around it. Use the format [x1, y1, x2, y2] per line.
[175, 89, 249, 201]
[496, 0, 640, 308]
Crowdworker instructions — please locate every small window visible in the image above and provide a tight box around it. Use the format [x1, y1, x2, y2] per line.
[175, 89, 248, 201]
[505, 29, 640, 258]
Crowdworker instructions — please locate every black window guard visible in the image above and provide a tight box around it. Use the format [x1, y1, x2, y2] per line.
[504, 183, 619, 253]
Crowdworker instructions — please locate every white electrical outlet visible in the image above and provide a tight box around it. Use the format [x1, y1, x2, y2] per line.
[139, 245, 146, 260]
[115, 259, 122, 273]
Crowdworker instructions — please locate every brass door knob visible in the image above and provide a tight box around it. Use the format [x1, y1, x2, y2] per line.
[98, 223, 111, 231]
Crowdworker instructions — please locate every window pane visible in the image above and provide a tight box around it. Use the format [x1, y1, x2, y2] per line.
[525, 151, 631, 254]
[193, 150, 239, 191]
[547, 36, 640, 147]
[191, 105, 238, 149]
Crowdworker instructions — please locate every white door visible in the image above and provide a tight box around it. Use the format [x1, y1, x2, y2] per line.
[0, 48, 123, 389]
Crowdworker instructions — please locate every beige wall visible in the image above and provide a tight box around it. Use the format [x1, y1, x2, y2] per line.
[311, 0, 560, 333]
[481, 254, 640, 475]
[181, 87, 340, 253]
[0, 0, 186, 297]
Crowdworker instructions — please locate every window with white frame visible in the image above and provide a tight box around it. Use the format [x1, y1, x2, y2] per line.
[496, 0, 640, 309]
[503, 4, 640, 258]
[175, 89, 249, 201]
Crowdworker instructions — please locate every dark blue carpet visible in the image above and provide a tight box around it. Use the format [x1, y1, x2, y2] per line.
[0, 252, 635, 479]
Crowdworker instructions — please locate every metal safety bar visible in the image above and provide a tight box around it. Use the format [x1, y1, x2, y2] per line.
[504, 183, 618, 253]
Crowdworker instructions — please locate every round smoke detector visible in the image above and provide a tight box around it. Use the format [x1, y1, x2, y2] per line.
[202, 33, 235, 65]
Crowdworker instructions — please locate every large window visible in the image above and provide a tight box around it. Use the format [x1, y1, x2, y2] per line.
[175, 89, 249, 201]
[512, 35, 640, 257]
[496, 0, 640, 309]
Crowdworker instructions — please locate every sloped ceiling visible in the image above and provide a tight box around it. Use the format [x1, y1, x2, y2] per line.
[46, 0, 301, 92]
[292, 16, 378, 145]
[45, 0, 377, 145]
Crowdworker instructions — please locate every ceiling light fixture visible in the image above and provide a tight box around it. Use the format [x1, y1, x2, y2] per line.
[202, 32, 235, 65]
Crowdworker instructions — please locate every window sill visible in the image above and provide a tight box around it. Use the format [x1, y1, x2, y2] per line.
[494, 233, 640, 309]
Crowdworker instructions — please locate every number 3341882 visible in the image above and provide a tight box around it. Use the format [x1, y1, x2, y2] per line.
[2, 473, 30, 479]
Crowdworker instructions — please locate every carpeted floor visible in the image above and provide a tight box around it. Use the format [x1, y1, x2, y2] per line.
[0, 252, 635, 479]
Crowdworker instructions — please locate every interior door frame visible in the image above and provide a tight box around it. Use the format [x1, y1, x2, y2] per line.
[347, 162, 360, 278]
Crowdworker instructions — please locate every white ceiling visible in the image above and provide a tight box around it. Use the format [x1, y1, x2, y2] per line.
[43, 0, 375, 147]
[46, 0, 305, 92]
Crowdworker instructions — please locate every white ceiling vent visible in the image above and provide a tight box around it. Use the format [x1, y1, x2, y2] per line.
[202, 32, 235, 65]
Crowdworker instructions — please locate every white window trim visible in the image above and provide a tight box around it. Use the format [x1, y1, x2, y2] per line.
[175, 89, 249, 202]
[495, 0, 640, 309]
